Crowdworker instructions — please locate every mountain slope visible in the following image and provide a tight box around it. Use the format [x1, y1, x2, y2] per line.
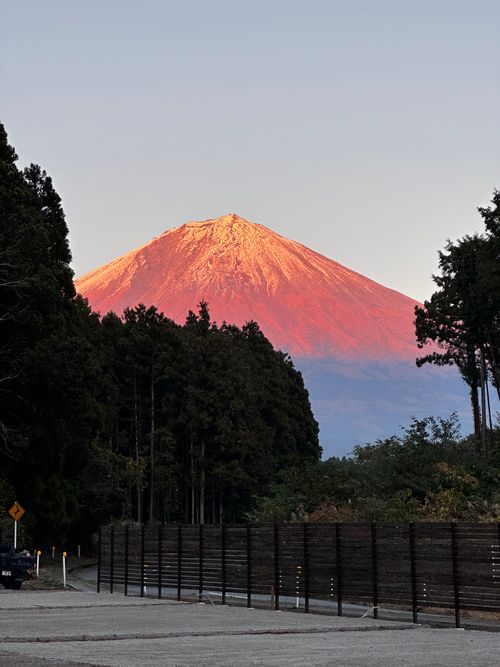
[76, 213, 420, 361]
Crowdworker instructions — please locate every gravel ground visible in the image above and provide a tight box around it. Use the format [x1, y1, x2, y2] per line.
[0, 589, 498, 666]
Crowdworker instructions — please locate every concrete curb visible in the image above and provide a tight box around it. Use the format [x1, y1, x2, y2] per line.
[0, 623, 419, 644]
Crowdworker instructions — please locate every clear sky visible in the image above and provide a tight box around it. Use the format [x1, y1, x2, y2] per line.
[2, 0, 499, 302]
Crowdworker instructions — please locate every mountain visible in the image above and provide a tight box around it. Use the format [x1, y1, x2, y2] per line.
[76, 213, 419, 361]
[76, 214, 469, 455]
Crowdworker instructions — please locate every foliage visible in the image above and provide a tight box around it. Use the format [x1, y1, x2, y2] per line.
[415, 190, 500, 447]
[250, 417, 500, 524]
[0, 123, 320, 545]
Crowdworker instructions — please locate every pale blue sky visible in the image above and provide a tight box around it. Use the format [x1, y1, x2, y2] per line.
[2, 0, 499, 302]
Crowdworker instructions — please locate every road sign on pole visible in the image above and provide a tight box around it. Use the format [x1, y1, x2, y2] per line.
[7, 501, 26, 550]
[8, 502, 25, 522]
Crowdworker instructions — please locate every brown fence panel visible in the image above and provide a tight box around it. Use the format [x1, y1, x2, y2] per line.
[225, 524, 248, 597]
[306, 524, 337, 605]
[112, 526, 127, 589]
[142, 525, 158, 594]
[99, 526, 112, 590]
[456, 523, 500, 613]
[126, 525, 142, 588]
[278, 524, 305, 602]
[377, 523, 412, 606]
[340, 523, 372, 605]
[159, 524, 179, 591]
[414, 523, 455, 610]
[202, 525, 223, 595]
[179, 525, 199, 594]
[249, 524, 274, 596]
[97, 521, 500, 626]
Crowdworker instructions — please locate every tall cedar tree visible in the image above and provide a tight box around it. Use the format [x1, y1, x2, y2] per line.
[0, 124, 102, 543]
[415, 190, 500, 449]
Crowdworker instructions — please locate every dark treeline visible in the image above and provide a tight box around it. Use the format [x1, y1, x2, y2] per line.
[96, 302, 320, 528]
[0, 124, 319, 545]
[250, 416, 500, 524]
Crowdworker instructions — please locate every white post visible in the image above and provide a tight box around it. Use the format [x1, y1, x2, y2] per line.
[77, 544, 81, 558]
[51, 546, 55, 559]
[13, 521, 17, 550]
[62, 551, 67, 587]
[36, 551, 41, 578]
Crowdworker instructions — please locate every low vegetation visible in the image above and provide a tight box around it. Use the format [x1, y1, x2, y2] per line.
[249, 416, 500, 523]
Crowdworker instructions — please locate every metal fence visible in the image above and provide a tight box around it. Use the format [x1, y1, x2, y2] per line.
[97, 522, 500, 627]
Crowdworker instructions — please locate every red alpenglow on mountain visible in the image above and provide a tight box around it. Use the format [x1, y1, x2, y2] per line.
[76, 214, 420, 361]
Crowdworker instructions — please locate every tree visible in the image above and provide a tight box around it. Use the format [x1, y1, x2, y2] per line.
[0, 124, 104, 543]
[415, 190, 500, 449]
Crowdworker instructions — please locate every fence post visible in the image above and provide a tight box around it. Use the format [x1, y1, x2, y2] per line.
[140, 524, 145, 598]
[96, 527, 102, 593]
[247, 523, 252, 608]
[451, 521, 461, 628]
[273, 523, 280, 610]
[199, 524, 204, 602]
[177, 525, 182, 602]
[409, 522, 418, 623]
[370, 522, 378, 619]
[124, 525, 129, 597]
[110, 525, 115, 595]
[303, 523, 310, 613]
[335, 523, 343, 616]
[221, 524, 227, 605]
[158, 525, 163, 599]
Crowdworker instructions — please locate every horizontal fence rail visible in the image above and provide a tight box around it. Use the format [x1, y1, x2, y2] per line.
[97, 522, 500, 627]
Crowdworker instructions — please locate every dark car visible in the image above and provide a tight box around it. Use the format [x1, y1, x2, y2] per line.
[0, 545, 36, 590]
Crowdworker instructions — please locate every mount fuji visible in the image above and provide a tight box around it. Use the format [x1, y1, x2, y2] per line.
[76, 214, 469, 455]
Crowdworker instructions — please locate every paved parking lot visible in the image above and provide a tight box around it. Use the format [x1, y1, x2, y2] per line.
[0, 590, 499, 666]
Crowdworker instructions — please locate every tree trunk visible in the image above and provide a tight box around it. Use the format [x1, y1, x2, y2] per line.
[149, 362, 155, 523]
[479, 348, 487, 452]
[134, 369, 141, 523]
[470, 379, 481, 443]
[219, 490, 224, 525]
[200, 439, 205, 525]
[485, 335, 500, 401]
[211, 479, 216, 524]
[485, 373, 493, 430]
[190, 436, 195, 524]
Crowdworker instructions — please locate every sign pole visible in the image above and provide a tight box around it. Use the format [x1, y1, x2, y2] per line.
[62, 551, 67, 587]
[7, 501, 26, 551]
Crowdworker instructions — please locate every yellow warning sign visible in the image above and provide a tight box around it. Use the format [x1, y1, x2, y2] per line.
[8, 501, 25, 522]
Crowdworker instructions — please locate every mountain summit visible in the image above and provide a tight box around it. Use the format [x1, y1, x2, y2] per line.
[76, 213, 420, 360]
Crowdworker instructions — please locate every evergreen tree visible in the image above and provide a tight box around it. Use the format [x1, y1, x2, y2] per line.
[415, 190, 500, 450]
[0, 124, 101, 543]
